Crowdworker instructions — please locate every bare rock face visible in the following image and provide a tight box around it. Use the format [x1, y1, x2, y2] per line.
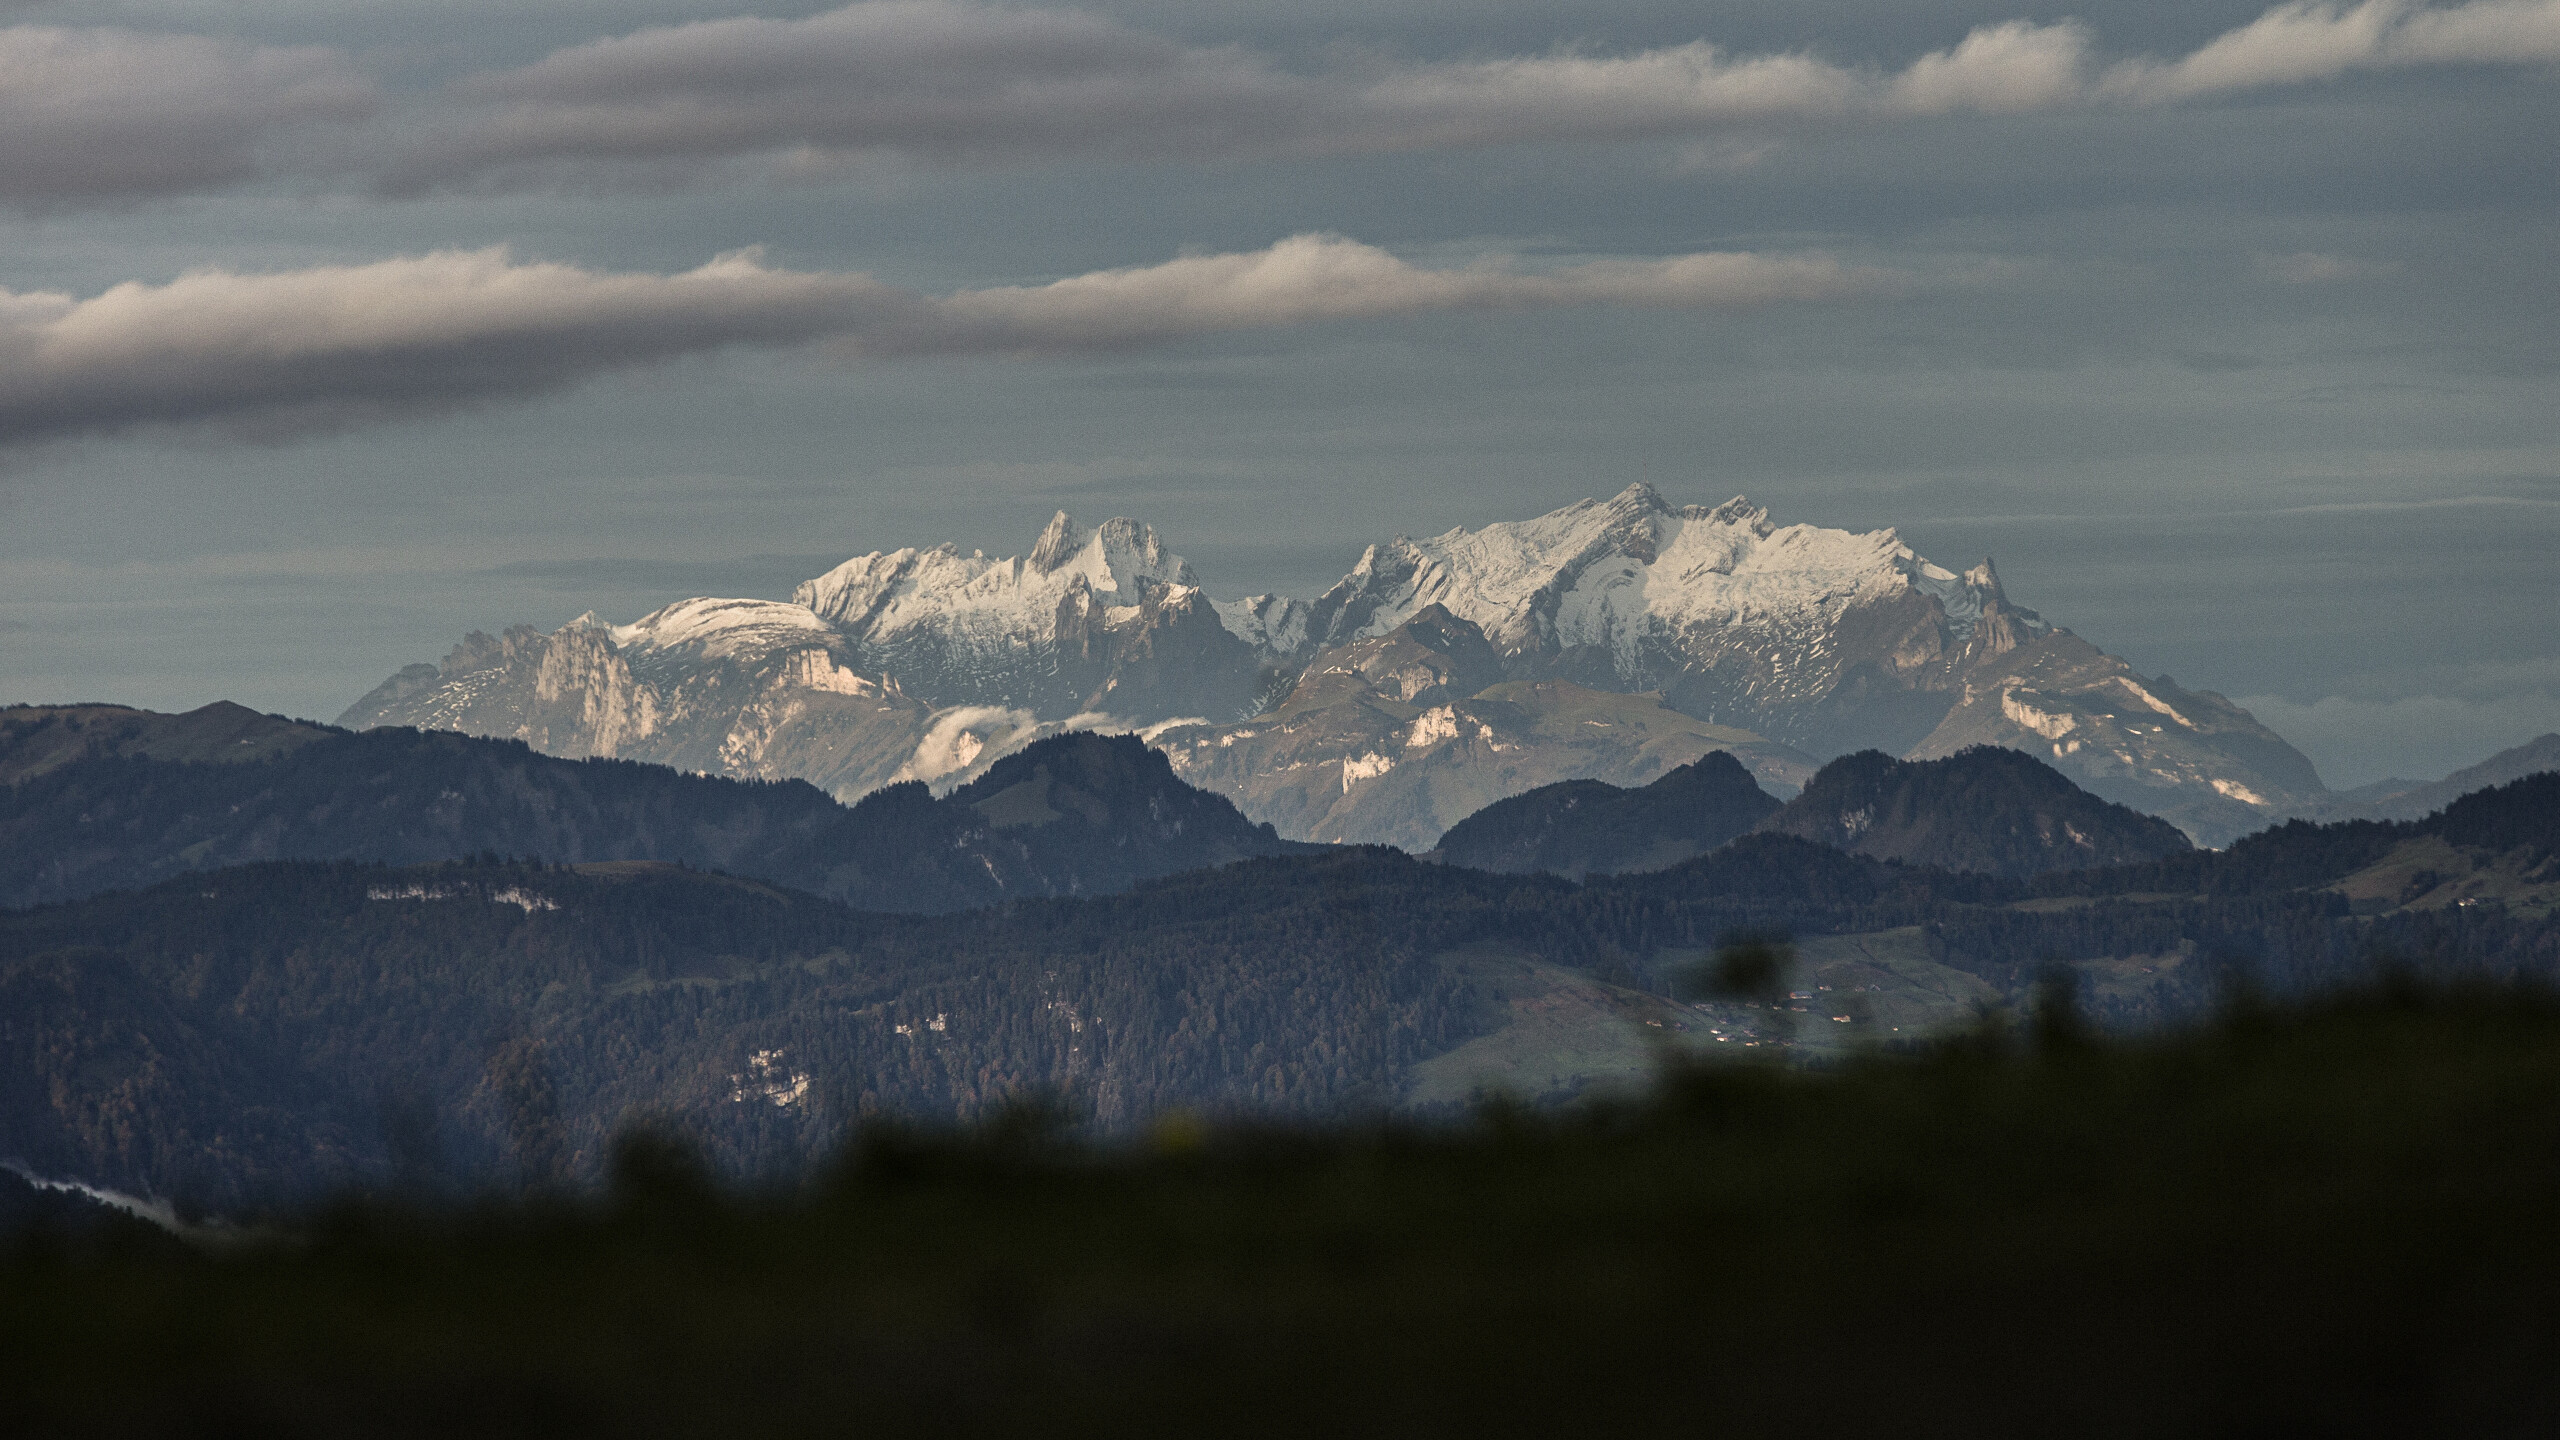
[339, 514, 1266, 803]
[341, 605, 932, 803]
[791, 513, 1266, 722]
[1153, 609, 1819, 850]
[1242, 491, 2323, 845]
[1904, 631, 2326, 847]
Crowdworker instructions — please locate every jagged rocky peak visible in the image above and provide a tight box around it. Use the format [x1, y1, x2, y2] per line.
[1703, 493, 1775, 532]
[1213, 593, 1312, 656]
[1275, 603, 1506, 711]
[1963, 558, 2005, 599]
[1281, 484, 2026, 666]
[1025, 511, 1192, 595]
[795, 510, 1196, 636]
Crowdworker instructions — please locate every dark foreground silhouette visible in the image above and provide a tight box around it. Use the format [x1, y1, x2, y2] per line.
[10, 982, 2559, 1437]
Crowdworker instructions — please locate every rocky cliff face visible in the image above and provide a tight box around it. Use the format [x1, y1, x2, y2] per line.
[341, 605, 934, 803]
[340, 488, 2328, 845]
[339, 514, 1264, 803]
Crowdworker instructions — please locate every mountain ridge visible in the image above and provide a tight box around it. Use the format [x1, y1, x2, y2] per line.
[335, 487, 2328, 844]
[0, 706, 1303, 913]
[1756, 745, 2197, 879]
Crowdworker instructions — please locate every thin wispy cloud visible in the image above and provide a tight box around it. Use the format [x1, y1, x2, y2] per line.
[0, 235, 1887, 447]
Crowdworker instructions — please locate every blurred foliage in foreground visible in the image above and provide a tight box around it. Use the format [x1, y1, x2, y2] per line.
[10, 982, 2558, 1437]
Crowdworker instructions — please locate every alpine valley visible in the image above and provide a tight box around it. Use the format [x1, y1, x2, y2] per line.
[344, 485, 2329, 848]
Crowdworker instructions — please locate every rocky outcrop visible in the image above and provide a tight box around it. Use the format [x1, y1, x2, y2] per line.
[1259, 484, 2035, 757]
[339, 514, 1269, 803]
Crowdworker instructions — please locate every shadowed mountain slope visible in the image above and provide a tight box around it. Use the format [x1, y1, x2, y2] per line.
[10, 772, 2556, 1209]
[0, 708, 1300, 913]
[1157, 607, 1816, 849]
[1756, 746, 2195, 879]
[0, 703, 332, 784]
[1428, 751, 1781, 877]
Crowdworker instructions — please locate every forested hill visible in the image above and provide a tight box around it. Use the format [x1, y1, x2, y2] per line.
[2029, 769, 2560, 900]
[10, 779, 2557, 1212]
[0, 707, 1304, 912]
[1754, 745, 2194, 878]
[1429, 750, 1781, 877]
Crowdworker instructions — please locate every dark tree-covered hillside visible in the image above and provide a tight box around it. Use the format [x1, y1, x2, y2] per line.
[0, 710, 1302, 912]
[1756, 745, 2194, 877]
[1430, 750, 1780, 877]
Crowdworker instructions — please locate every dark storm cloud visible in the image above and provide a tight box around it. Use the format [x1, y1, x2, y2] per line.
[376, 0, 2560, 189]
[0, 236, 1884, 446]
[0, 25, 374, 204]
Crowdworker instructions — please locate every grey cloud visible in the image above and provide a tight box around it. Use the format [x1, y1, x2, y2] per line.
[0, 25, 374, 203]
[385, 0, 2560, 188]
[2102, 0, 2560, 102]
[0, 234, 1887, 446]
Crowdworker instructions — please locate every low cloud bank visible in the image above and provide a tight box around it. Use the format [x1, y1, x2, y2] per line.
[0, 235, 1883, 447]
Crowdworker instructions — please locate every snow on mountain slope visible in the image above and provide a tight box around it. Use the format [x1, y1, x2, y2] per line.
[1154, 606, 1820, 849]
[1302, 490, 1950, 655]
[790, 511, 1263, 719]
[340, 487, 2327, 846]
[1279, 483, 2040, 757]
[339, 511, 1267, 803]
[1902, 632, 2327, 847]
[796, 512, 1190, 645]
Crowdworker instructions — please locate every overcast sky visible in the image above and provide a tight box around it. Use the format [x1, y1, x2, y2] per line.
[0, 0, 2553, 787]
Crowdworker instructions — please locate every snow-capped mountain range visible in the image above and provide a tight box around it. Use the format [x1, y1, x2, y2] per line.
[1224, 485, 2039, 755]
[340, 484, 2328, 845]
